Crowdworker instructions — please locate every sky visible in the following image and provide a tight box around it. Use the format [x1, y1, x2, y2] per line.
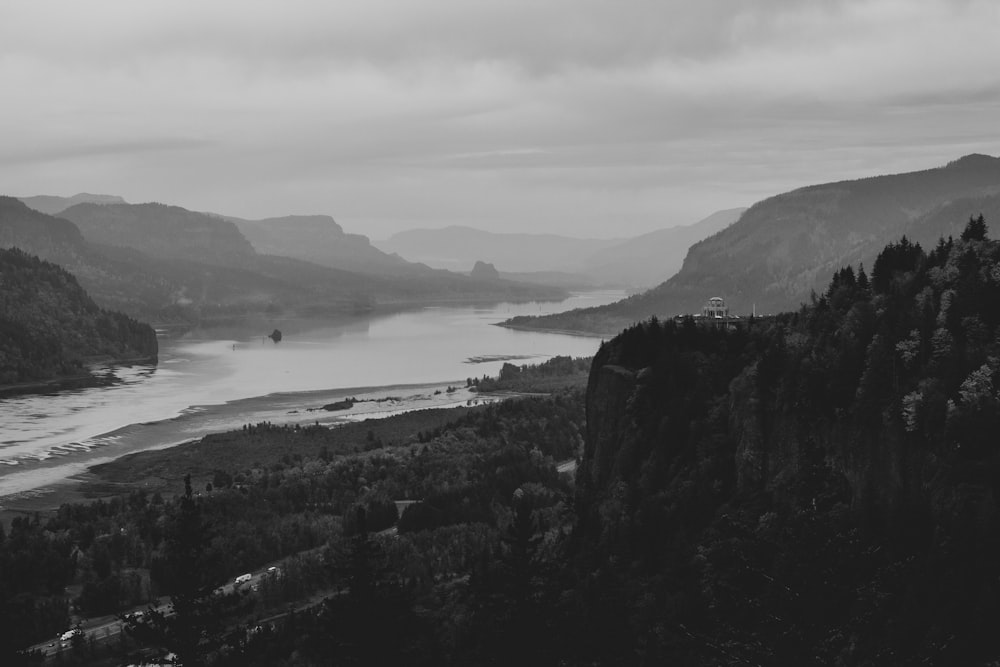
[3, 0, 1000, 239]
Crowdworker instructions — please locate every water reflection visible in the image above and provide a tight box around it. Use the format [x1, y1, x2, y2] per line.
[0, 292, 624, 495]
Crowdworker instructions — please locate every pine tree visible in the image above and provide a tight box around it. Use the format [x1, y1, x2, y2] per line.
[961, 214, 989, 242]
[124, 475, 248, 666]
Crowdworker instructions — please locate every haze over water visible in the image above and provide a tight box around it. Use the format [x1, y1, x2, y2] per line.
[0, 292, 622, 500]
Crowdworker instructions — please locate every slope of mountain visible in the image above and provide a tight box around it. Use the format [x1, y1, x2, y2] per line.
[375, 226, 623, 273]
[497, 270, 600, 289]
[1, 197, 566, 322]
[507, 154, 1000, 335]
[227, 213, 577, 300]
[584, 207, 744, 287]
[60, 202, 256, 265]
[0, 247, 157, 388]
[573, 219, 1000, 662]
[17, 192, 127, 216]
[378, 210, 741, 289]
[226, 214, 416, 276]
[0, 196, 174, 319]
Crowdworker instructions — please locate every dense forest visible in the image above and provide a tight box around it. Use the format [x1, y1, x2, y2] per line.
[0, 247, 157, 387]
[574, 214, 1000, 663]
[5, 217, 1000, 665]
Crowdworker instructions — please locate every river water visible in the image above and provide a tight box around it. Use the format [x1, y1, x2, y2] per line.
[0, 291, 622, 502]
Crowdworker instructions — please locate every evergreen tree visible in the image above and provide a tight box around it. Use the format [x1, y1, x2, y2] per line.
[961, 213, 989, 242]
[124, 475, 248, 666]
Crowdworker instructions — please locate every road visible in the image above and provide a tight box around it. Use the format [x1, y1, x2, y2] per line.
[26, 561, 288, 661]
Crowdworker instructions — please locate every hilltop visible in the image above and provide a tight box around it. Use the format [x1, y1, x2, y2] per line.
[16, 193, 127, 216]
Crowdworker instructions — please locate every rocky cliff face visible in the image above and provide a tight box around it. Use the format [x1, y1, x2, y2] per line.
[469, 260, 500, 281]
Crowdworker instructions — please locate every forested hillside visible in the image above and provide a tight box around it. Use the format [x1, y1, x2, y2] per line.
[0, 248, 157, 387]
[9, 218, 1000, 664]
[509, 154, 1000, 334]
[574, 214, 1000, 663]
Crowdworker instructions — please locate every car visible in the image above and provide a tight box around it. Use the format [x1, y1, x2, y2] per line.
[234, 573, 252, 586]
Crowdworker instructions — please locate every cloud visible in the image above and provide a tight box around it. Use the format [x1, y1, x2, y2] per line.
[2, 0, 999, 236]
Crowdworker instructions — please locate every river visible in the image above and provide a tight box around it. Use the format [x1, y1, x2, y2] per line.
[0, 291, 623, 504]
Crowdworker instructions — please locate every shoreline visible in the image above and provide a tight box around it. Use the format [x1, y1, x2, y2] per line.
[493, 321, 613, 338]
[0, 355, 158, 399]
[0, 379, 497, 525]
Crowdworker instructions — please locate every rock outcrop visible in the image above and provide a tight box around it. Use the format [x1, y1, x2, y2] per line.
[470, 260, 500, 281]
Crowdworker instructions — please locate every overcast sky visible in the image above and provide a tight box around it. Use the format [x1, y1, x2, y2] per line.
[3, 0, 999, 239]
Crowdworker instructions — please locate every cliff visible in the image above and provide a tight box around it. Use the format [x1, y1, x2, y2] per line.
[59, 202, 257, 266]
[573, 216, 1000, 662]
[227, 214, 415, 276]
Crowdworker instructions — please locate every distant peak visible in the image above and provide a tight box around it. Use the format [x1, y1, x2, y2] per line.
[70, 193, 126, 203]
[945, 153, 1000, 168]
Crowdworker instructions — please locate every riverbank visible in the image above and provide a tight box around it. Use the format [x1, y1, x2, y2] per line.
[494, 321, 614, 338]
[0, 355, 159, 399]
[0, 381, 505, 525]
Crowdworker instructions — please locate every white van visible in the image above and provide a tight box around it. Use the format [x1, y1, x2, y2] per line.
[234, 573, 252, 586]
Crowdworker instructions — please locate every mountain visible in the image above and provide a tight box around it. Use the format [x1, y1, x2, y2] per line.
[220, 212, 568, 301]
[0, 196, 173, 318]
[497, 270, 601, 290]
[225, 214, 415, 276]
[0, 247, 157, 389]
[18, 193, 127, 216]
[1, 198, 566, 322]
[583, 207, 745, 287]
[573, 219, 1000, 661]
[60, 202, 256, 265]
[377, 211, 741, 289]
[507, 154, 1000, 335]
[375, 226, 623, 274]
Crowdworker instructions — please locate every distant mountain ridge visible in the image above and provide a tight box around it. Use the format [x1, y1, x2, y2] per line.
[61, 202, 256, 265]
[17, 193, 127, 215]
[506, 154, 1000, 335]
[225, 214, 415, 276]
[377, 225, 621, 274]
[0, 197, 566, 323]
[584, 207, 744, 287]
[377, 209, 743, 288]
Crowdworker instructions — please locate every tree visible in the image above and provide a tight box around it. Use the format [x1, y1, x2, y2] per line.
[960, 214, 988, 242]
[124, 475, 249, 666]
